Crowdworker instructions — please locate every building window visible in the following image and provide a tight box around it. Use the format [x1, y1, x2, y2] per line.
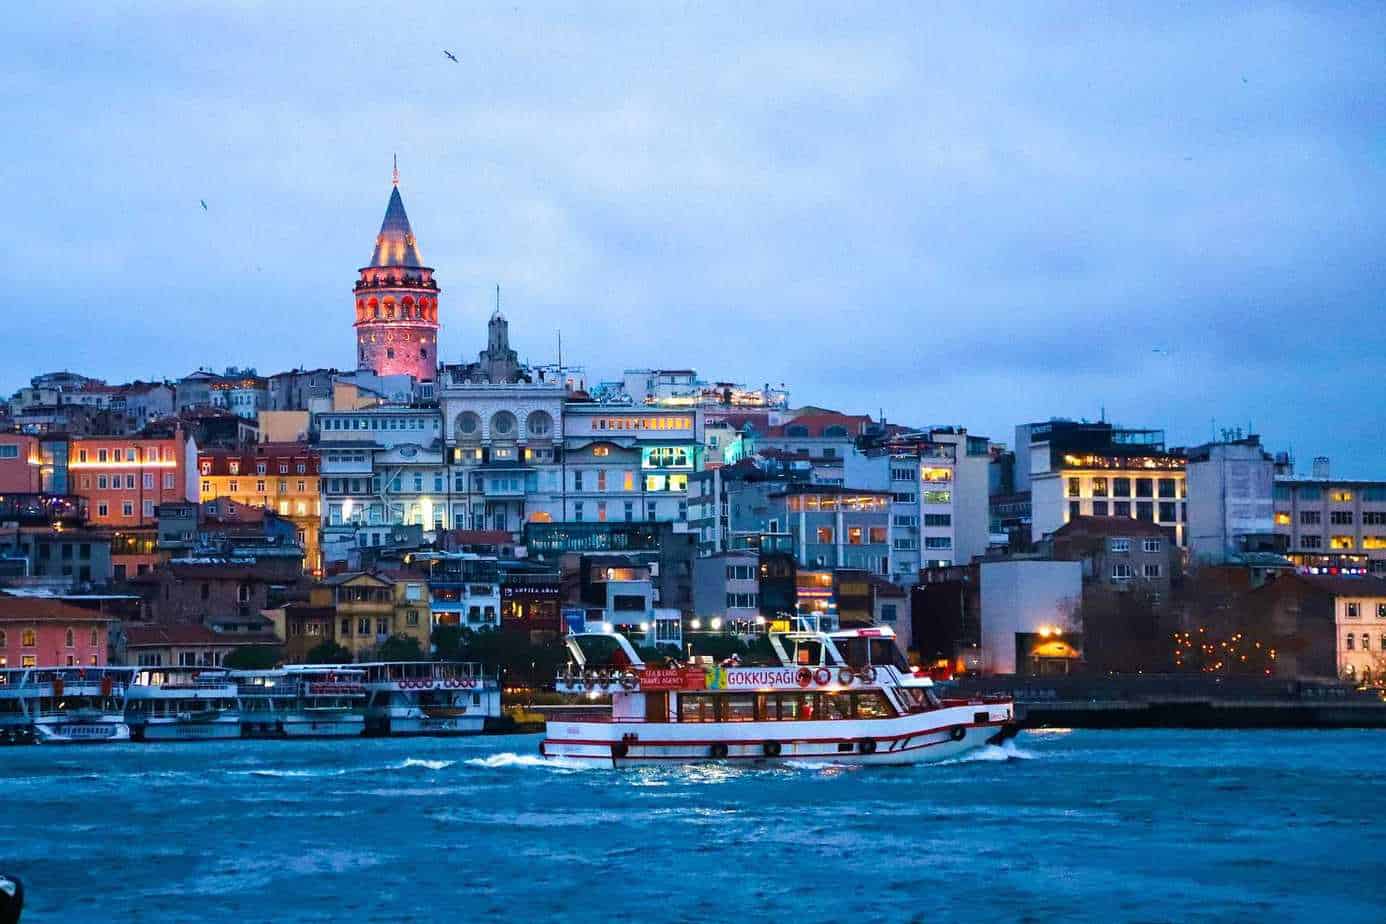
[1112, 563, 1133, 582]
[1113, 478, 1131, 498]
[1092, 501, 1109, 516]
[1346, 634, 1354, 650]
[1330, 536, 1355, 550]
[21, 629, 36, 648]
[1067, 477, 1080, 498]
[1331, 511, 1354, 525]
[1158, 502, 1177, 523]
[1113, 501, 1130, 517]
[341, 618, 350, 636]
[1068, 501, 1081, 519]
[122, 502, 134, 517]
[1143, 564, 1162, 578]
[1300, 536, 1322, 549]
[406, 610, 419, 626]
[1300, 511, 1321, 525]
[1143, 538, 1162, 553]
[1109, 539, 1131, 553]
[924, 537, 952, 550]
[815, 526, 833, 543]
[1347, 602, 1361, 620]
[1091, 477, 1109, 498]
[1135, 502, 1153, 522]
[574, 502, 584, 522]
[65, 628, 74, 647]
[1377, 604, 1386, 620]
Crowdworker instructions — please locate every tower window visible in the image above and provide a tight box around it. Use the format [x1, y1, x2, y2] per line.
[420, 348, 428, 359]
[386, 348, 395, 359]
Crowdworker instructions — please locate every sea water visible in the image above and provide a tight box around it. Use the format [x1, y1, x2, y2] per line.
[2, 729, 1383, 923]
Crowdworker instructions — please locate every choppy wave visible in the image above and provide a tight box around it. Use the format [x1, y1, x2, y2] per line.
[394, 758, 455, 771]
[464, 752, 596, 771]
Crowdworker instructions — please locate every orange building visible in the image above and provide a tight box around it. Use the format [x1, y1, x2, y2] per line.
[0, 434, 43, 493]
[198, 443, 322, 575]
[69, 432, 199, 528]
[66, 431, 198, 580]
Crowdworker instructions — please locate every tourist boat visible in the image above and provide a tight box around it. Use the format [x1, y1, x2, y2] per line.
[540, 627, 1017, 766]
[0, 667, 134, 744]
[124, 667, 242, 741]
[233, 668, 367, 738]
[326, 661, 499, 736]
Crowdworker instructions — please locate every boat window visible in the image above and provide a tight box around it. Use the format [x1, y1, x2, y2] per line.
[898, 687, 940, 712]
[722, 694, 756, 722]
[868, 639, 910, 672]
[820, 692, 850, 721]
[680, 693, 716, 723]
[852, 691, 894, 719]
[793, 640, 826, 666]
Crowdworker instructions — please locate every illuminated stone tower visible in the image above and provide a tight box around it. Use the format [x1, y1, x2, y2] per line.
[352, 166, 440, 381]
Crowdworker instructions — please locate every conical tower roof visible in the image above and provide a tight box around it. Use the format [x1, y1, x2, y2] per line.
[368, 186, 426, 268]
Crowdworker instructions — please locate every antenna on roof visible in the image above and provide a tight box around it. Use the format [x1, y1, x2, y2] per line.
[392, 154, 399, 187]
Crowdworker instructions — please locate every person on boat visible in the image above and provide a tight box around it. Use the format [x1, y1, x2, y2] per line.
[719, 653, 741, 668]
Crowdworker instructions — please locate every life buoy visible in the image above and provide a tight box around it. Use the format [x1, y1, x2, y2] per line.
[796, 667, 813, 688]
[813, 667, 832, 686]
[611, 741, 629, 759]
[619, 672, 636, 690]
[762, 740, 782, 757]
[858, 666, 877, 684]
[837, 668, 855, 686]
[710, 742, 729, 759]
[857, 738, 877, 755]
[949, 726, 967, 742]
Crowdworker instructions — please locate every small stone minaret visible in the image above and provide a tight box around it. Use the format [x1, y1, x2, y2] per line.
[352, 165, 440, 381]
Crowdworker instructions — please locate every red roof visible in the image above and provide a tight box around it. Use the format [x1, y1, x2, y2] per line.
[124, 624, 280, 647]
[0, 596, 113, 623]
[1291, 574, 1386, 598]
[1051, 516, 1169, 538]
[767, 412, 875, 439]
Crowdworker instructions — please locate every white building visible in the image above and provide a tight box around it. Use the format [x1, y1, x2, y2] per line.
[1184, 435, 1278, 565]
[848, 428, 993, 585]
[317, 405, 446, 539]
[438, 375, 568, 532]
[978, 559, 1083, 675]
[560, 404, 703, 524]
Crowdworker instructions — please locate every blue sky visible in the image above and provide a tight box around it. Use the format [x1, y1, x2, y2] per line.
[3, 2, 1383, 472]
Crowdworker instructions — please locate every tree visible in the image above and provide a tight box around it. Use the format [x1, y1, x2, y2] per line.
[305, 639, 352, 664]
[222, 645, 281, 670]
[377, 634, 424, 661]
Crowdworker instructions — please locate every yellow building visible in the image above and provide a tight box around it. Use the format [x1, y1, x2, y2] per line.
[198, 444, 323, 575]
[315, 571, 431, 660]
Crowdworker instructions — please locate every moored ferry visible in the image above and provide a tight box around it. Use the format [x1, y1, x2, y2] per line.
[233, 668, 367, 738]
[541, 627, 1017, 766]
[0, 667, 134, 744]
[125, 667, 242, 741]
[327, 661, 499, 736]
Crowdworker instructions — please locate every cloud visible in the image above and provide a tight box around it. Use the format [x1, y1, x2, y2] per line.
[1, 2, 1383, 471]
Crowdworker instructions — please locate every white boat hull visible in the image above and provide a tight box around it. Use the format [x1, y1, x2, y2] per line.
[33, 722, 131, 744]
[133, 719, 243, 741]
[542, 705, 1015, 767]
[281, 715, 365, 738]
[371, 713, 487, 735]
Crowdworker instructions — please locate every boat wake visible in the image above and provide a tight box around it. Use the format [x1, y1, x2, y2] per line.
[464, 752, 595, 772]
[941, 740, 1039, 764]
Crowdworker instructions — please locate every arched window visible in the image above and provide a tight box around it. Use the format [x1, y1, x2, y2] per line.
[455, 412, 481, 440]
[527, 411, 553, 438]
[65, 628, 74, 648]
[0, 630, 6, 647]
[90, 628, 99, 646]
[786, 424, 810, 438]
[491, 411, 517, 438]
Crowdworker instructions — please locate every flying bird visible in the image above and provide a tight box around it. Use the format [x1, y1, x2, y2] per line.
[1152, 347, 1172, 357]
[443, 50, 459, 63]
[199, 199, 208, 211]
